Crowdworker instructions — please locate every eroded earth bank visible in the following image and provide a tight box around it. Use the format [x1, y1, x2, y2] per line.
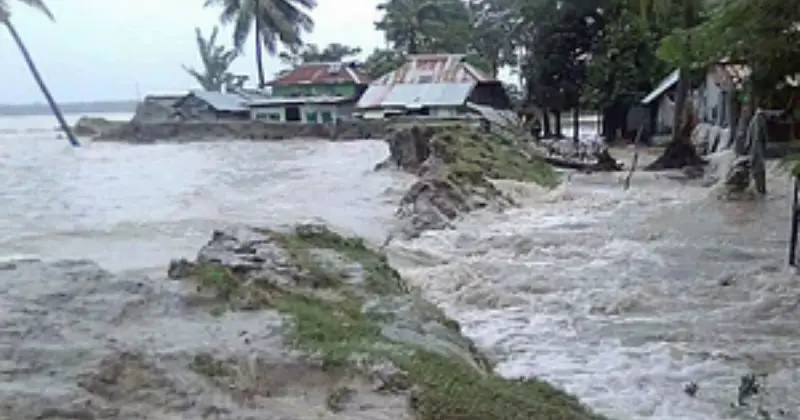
[0, 224, 608, 419]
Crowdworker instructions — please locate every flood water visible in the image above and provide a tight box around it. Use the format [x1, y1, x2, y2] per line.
[1, 113, 798, 419]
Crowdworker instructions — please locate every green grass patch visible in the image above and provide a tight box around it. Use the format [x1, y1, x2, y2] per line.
[272, 293, 388, 366]
[431, 127, 560, 188]
[274, 224, 408, 295]
[273, 290, 608, 420]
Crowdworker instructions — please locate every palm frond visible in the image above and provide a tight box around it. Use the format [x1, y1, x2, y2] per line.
[16, 0, 53, 20]
[1, 0, 54, 20]
[231, 0, 254, 51]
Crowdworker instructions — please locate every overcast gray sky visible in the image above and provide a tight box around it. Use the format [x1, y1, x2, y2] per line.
[0, 0, 384, 104]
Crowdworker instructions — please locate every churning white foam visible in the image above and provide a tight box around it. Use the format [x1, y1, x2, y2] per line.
[390, 168, 800, 420]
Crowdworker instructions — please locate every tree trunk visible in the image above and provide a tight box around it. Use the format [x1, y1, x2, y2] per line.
[733, 94, 754, 155]
[645, 68, 704, 169]
[553, 111, 562, 138]
[4, 19, 79, 147]
[254, 0, 266, 89]
[671, 69, 690, 144]
[408, 32, 418, 54]
[572, 107, 580, 142]
[727, 92, 741, 149]
[542, 107, 552, 137]
[601, 105, 616, 143]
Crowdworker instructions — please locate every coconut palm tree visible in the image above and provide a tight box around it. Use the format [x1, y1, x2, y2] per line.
[183, 26, 241, 92]
[1, 0, 79, 146]
[204, 0, 316, 89]
[374, 0, 452, 54]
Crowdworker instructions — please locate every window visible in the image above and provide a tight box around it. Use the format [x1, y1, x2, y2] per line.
[285, 106, 301, 122]
[320, 111, 333, 123]
[417, 75, 433, 83]
[268, 113, 281, 121]
[305, 111, 318, 123]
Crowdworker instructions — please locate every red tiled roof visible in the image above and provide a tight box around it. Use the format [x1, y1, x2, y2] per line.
[268, 62, 371, 86]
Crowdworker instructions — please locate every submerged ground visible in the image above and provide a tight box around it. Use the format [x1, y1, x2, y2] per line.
[1, 117, 798, 419]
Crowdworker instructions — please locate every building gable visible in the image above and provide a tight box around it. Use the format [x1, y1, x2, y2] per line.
[371, 54, 490, 86]
[268, 62, 370, 87]
[356, 54, 498, 110]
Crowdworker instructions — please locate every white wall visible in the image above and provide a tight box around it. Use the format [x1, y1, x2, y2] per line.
[250, 104, 342, 123]
[430, 108, 459, 118]
[698, 72, 725, 125]
[656, 96, 675, 134]
[251, 107, 284, 121]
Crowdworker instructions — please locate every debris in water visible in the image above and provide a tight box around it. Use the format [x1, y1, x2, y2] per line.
[683, 381, 698, 397]
[738, 373, 763, 406]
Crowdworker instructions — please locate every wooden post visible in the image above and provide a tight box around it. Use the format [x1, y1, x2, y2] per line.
[790, 177, 799, 266]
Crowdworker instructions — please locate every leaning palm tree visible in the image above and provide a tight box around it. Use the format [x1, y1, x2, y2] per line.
[204, 0, 316, 89]
[0, 0, 79, 146]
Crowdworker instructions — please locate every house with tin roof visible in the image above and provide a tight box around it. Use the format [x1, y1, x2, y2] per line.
[172, 90, 253, 121]
[249, 62, 372, 123]
[355, 54, 513, 120]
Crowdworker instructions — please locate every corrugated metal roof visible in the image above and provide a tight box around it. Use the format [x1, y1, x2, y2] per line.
[642, 69, 680, 105]
[357, 83, 475, 109]
[268, 62, 370, 86]
[372, 54, 489, 85]
[248, 95, 350, 106]
[185, 91, 249, 112]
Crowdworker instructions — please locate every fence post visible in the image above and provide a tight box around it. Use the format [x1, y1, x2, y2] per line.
[789, 177, 799, 266]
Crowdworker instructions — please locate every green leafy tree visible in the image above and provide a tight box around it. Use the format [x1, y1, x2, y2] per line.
[464, 0, 519, 78]
[183, 26, 245, 92]
[582, 0, 674, 141]
[278, 42, 363, 68]
[375, 0, 468, 54]
[584, 0, 670, 107]
[0, 0, 78, 146]
[361, 48, 406, 79]
[518, 0, 606, 137]
[636, 0, 706, 168]
[204, 0, 316, 88]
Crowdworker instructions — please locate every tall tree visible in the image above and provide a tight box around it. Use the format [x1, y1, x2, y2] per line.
[183, 26, 243, 92]
[637, 0, 705, 169]
[1, 0, 79, 146]
[204, 0, 316, 88]
[375, 0, 468, 54]
[518, 0, 606, 138]
[278, 42, 362, 68]
[583, 0, 672, 141]
[465, 0, 519, 78]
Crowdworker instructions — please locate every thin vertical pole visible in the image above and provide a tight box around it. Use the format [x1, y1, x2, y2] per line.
[789, 177, 798, 266]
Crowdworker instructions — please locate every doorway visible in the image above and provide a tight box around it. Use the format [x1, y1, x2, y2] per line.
[285, 106, 301, 122]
